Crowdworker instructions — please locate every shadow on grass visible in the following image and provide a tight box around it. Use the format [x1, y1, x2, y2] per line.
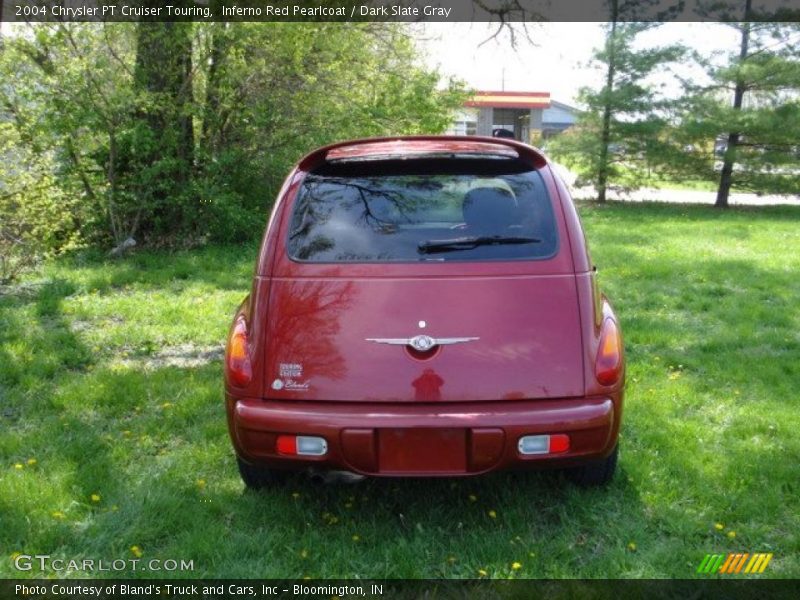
[0, 279, 93, 388]
[0, 279, 115, 550]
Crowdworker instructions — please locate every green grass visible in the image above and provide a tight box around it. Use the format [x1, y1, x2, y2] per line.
[1, 203, 799, 579]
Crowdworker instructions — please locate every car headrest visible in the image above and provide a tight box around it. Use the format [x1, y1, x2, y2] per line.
[462, 187, 519, 233]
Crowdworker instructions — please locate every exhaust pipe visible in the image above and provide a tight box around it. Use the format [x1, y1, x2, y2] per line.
[307, 469, 365, 484]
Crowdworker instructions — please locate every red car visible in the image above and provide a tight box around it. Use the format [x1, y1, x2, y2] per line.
[225, 136, 624, 487]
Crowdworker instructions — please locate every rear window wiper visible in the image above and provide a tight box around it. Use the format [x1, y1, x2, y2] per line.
[418, 235, 541, 254]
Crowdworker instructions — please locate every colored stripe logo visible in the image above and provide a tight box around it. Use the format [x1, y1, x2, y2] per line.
[697, 553, 773, 574]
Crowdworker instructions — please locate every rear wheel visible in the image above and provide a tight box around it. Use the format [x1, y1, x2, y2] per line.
[237, 457, 289, 490]
[566, 444, 618, 487]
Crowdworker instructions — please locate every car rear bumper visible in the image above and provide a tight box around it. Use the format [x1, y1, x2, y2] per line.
[227, 395, 620, 476]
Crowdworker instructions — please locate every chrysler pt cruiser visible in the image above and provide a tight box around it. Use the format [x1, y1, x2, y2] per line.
[225, 136, 624, 487]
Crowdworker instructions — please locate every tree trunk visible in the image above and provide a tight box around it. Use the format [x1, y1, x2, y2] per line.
[202, 19, 228, 157]
[597, 0, 619, 203]
[715, 0, 752, 208]
[133, 4, 195, 237]
[134, 21, 194, 171]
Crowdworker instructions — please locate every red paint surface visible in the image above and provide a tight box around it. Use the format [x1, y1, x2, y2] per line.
[224, 136, 625, 477]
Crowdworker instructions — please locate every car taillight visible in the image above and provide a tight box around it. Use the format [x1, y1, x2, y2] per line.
[226, 316, 252, 387]
[595, 318, 622, 386]
[276, 435, 328, 456]
[518, 434, 570, 455]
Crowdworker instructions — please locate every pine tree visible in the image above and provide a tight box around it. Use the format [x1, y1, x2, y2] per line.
[549, 10, 684, 201]
[675, 3, 800, 207]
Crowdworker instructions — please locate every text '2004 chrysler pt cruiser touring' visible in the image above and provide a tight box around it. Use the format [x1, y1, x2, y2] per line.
[224, 136, 624, 487]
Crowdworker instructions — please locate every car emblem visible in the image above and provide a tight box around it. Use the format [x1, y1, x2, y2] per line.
[366, 335, 479, 351]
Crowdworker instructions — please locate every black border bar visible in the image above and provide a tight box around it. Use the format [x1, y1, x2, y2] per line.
[3, 579, 800, 600]
[2, 0, 800, 23]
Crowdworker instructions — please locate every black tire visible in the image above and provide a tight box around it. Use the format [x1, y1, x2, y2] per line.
[566, 444, 618, 487]
[237, 457, 289, 490]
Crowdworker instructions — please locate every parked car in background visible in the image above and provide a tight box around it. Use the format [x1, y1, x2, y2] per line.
[225, 136, 625, 487]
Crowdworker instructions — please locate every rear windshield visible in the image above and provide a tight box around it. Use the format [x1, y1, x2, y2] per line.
[287, 169, 558, 263]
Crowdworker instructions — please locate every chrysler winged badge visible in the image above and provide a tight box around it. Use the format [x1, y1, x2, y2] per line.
[366, 335, 479, 352]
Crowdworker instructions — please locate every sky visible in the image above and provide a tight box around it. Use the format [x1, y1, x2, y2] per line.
[0, 20, 740, 107]
[417, 22, 741, 106]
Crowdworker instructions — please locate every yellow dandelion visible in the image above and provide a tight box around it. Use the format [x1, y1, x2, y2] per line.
[478, 568, 488, 577]
[511, 561, 522, 570]
[27, 458, 37, 466]
[90, 493, 101, 503]
[714, 523, 724, 531]
[196, 479, 206, 488]
[14, 463, 24, 470]
[352, 535, 360, 542]
[51, 511, 66, 519]
[292, 492, 300, 499]
[468, 494, 477, 502]
[668, 371, 681, 380]
[300, 549, 308, 559]
[627, 542, 637, 552]
[727, 531, 736, 539]
[130, 545, 143, 558]
[488, 510, 497, 519]
[161, 402, 172, 409]
[447, 556, 456, 564]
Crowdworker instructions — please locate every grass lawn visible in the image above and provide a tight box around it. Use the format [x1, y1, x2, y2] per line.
[1, 202, 798, 579]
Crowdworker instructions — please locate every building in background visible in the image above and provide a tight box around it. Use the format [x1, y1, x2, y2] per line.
[448, 91, 578, 143]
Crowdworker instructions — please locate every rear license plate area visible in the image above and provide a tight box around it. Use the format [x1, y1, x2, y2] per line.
[378, 428, 466, 474]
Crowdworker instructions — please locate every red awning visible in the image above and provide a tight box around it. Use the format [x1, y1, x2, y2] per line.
[465, 91, 551, 109]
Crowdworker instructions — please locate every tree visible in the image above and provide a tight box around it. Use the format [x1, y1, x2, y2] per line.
[0, 23, 140, 249]
[0, 21, 466, 251]
[132, 21, 195, 238]
[191, 22, 466, 241]
[549, 4, 684, 201]
[673, 4, 800, 207]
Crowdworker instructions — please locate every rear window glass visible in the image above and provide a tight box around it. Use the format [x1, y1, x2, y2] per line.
[287, 169, 558, 263]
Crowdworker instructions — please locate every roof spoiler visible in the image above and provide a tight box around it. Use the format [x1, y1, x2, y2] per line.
[296, 135, 548, 172]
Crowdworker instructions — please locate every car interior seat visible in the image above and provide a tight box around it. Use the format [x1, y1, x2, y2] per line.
[462, 187, 520, 235]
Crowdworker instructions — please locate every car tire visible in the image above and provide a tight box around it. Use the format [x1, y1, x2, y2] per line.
[566, 444, 618, 487]
[237, 457, 289, 490]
